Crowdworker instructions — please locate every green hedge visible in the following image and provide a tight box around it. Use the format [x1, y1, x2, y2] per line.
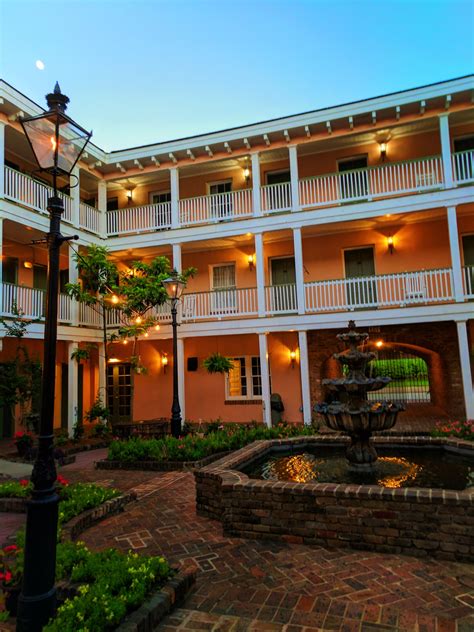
[108, 423, 317, 463]
[369, 358, 428, 380]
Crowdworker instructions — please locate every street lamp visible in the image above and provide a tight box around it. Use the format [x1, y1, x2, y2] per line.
[163, 275, 185, 438]
[17, 83, 91, 632]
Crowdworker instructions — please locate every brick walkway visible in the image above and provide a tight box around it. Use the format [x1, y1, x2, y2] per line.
[78, 470, 474, 632]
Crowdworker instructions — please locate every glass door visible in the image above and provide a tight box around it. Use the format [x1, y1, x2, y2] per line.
[107, 363, 133, 425]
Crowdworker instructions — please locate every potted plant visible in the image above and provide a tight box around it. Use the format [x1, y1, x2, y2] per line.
[203, 353, 234, 374]
[85, 396, 110, 437]
[0, 544, 22, 616]
[13, 431, 33, 458]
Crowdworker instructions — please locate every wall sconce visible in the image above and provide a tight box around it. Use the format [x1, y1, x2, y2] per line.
[387, 235, 394, 255]
[247, 254, 255, 271]
[155, 324, 160, 331]
[124, 182, 136, 203]
[243, 165, 251, 185]
[161, 354, 169, 373]
[379, 141, 388, 161]
[23, 261, 33, 269]
[375, 340, 384, 349]
[122, 339, 128, 345]
[108, 357, 120, 364]
[289, 349, 297, 368]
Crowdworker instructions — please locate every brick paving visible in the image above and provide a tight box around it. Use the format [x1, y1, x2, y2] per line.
[78, 469, 474, 632]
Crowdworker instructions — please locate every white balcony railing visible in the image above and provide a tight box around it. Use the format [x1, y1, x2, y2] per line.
[106, 202, 172, 235]
[1, 283, 72, 322]
[453, 150, 474, 185]
[305, 268, 453, 312]
[4, 166, 73, 223]
[79, 201, 101, 235]
[299, 156, 444, 209]
[265, 284, 298, 314]
[260, 182, 292, 213]
[179, 189, 252, 226]
[463, 265, 474, 299]
[182, 288, 258, 320]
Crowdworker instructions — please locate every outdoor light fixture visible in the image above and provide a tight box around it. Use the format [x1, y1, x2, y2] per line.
[23, 261, 33, 269]
[387, 235, 394, 255]
[155, 324, 160, 331]
[248, 254, 255, 271]
[375, 340, 384, 348]
[379, 141, 388, 160]
[122, 339, 128, 345]
[163, 274, 186, 437]
[243, 165, 251, 184]
[18, 83, 92, 632]
[108, 357, 120, 363]
[289, 349, 297, 368]
[144, 332, 149, 338]
[162, 353, 169, 373]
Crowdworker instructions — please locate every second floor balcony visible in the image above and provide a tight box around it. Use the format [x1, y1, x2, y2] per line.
[2, 265, 472, 330]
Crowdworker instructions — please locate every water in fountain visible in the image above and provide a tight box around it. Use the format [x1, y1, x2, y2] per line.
[316, 320, 404, 470]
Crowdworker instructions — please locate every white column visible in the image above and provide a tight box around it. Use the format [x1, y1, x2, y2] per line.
[172, 243, 182, 273]
[298, 331, 312, 425]
[293, 227, 305, 314]
[447, 206, 464, 301]
[98, 342, 107, 405]
[68, 245, 79, 325]
[70, 166, 80, 227]
[255, 232, 266, 316]
[289, 145, 300, 211]
[170, 167, 180, 229]
[259, 333, 271, 427]
[0, 121, 5, 198]
[251, 152, 261, 216]
[98, 180, 107, 238]
[456, 321, 474, 419]
[439, 114, 454, 188]
[67, 342, 79, 436]
[177, 337, 185, 424]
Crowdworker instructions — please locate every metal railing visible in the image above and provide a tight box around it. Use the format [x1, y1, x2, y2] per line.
[299, 156, 444, 209]
[304, 268, 454, 312]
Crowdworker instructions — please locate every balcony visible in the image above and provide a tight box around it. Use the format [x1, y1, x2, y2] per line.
[0, 267, 471, 329]
[3, 152, 472, 238]
[3, 167, 101, 235]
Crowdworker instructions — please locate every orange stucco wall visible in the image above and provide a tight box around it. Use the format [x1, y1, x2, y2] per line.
[3, 239, 69, 285]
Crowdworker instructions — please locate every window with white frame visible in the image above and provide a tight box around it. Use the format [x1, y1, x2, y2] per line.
[150, 191, 171, 204]
[226, 356, 262, 400]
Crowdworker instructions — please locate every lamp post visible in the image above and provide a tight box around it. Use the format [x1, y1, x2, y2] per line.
[17, 83, 91, 631]
[163, 275, 185, 438]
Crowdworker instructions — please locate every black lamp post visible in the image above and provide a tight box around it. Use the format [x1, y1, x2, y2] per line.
[17, 83, 91, 631]
[163, 275, 185, 438]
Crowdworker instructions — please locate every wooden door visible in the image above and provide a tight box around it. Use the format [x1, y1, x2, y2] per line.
[344, 247, 376, 308]
[338, 156, 368, 200]
[270, 257, 297, 311]
[107, 363, 132, 425]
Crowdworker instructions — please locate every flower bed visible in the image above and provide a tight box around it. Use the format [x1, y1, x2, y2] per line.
[432, 419, 474, 441]
[100, 423, 318, 469]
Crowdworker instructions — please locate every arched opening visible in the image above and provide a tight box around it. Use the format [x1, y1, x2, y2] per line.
[366, 347, 431, 404]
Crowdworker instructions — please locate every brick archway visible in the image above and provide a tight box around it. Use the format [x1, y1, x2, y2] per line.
[308, 321, 465, 419]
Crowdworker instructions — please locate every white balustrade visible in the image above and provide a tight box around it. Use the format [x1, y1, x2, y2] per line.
[260, 182, 292, 213]
[79, 303, 102, 327]
[299, 156, 444, 209]
[305, 268, 453, 312]
[183, 288, 258, 320]
[265, 284, 298, 314]
[453, 150, 474, 184]
[179, 189, 252, 226]
[79, 201, 101, 234]
[1, 283, 72, 322]
[4, 166, 73, 222]
[106, 202, 172, 235]
[463, 265, 474, 299]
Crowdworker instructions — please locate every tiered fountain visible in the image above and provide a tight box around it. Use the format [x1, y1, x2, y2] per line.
[316, 320, 404, 469]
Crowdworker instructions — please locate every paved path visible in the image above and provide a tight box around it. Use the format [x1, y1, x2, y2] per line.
[79, 470, 474, 632]
[0, 458, 32, 479]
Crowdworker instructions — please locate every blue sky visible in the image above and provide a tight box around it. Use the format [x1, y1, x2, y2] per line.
[1, 0, 473, 151]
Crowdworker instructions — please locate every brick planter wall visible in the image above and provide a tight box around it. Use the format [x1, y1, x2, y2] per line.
[195, 436, 474, 562]
[96, 450, 233, 471]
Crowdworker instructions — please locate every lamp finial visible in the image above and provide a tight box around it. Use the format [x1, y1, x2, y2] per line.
[46, 82, 69, 113]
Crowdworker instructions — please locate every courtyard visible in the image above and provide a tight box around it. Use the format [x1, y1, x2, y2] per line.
[1, 446, 473, 631]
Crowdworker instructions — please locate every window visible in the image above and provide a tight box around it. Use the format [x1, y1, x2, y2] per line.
[211, 263, 236, 313]
[454, 136, 474, 153]
[226, 356, 262, 400]
[82, 197, 96, 208]
[208, 180, 233, 218]
[107, 197, 119, 212]
[265, 170, 290, 185]
[150, 191, 171, 204]
[2, 257, 18, 285]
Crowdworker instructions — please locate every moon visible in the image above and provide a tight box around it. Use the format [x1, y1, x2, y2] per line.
[35, 60, 45, 70]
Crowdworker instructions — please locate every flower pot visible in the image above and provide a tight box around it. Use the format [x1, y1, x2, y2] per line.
[3, 583, 21, 616]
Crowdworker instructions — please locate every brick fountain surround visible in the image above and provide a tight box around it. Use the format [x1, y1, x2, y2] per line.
[195, 435, 474, 562]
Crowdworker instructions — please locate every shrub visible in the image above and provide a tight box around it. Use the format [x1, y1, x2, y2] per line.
[431, 419, 474, 441]
[107, 422, 318, 463]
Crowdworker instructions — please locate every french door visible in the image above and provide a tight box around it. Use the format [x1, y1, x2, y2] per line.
[338, 156, 368, 200]
[344, 247, 377, 308]
[211, 263, 236, 314]
[270, 257, 297, 312]
[107, 363, 133, 425]
[209, 181, 233, 219]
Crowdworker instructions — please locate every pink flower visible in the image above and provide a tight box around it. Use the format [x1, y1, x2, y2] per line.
[19, 479, 29, 487]
[3, 545, 17, 553]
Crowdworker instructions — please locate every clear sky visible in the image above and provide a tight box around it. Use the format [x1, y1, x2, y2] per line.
[1, 0, 473, 151]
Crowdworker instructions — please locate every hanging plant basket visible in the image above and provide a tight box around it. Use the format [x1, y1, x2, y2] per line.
[203, 353, 234, 374]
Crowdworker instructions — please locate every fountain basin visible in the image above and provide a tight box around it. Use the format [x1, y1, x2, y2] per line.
[195, 436, 474, 561]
